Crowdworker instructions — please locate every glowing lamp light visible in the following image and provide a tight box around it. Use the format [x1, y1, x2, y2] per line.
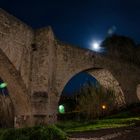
[58, 105, 65, 114]
[101, 105, 106, 110]
[0, 82, 7, 89]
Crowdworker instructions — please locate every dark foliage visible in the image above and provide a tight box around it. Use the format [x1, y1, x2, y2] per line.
[102, 34, 140, 66]
[77, 83, 116, 120]
[0, 125, 67, 140]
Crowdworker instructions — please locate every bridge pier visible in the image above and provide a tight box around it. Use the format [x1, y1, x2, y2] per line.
[30, 90, 58, 125]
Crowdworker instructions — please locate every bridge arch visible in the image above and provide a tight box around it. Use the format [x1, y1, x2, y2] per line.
[0, 49, 32, 127]
[57, 67, 126, 108]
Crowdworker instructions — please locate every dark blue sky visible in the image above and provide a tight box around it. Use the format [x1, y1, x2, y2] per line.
[62, 72, 97, 96]
[1, 0, 140, 95]
[1, 0, 140, 48]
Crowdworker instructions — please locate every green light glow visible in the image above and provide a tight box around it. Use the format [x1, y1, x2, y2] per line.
[58, 105, 65, 114]
[0, 83, 7, 88]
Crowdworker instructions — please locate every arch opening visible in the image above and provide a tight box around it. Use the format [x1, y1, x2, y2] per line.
[0, 77, 14, 128]
[57, 70, 125, 121]
[58, 72, 98, 120]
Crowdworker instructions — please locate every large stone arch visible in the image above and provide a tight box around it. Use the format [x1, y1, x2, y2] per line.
[0, 49, 32, 127]
[48, 66, 126, 123]
[57, 68, 125, 106]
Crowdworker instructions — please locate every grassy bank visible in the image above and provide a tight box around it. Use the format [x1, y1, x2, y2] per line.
[0, 109, 139, 139]
[56, 111, 140, 133]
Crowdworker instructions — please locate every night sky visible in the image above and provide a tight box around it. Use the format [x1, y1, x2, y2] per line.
[62, 72, 97, 96]
[1, 0, 140, 48]
[1, 0, 140, 95]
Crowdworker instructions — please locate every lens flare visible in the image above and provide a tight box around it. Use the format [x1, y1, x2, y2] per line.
[0, 82, 7, 88]
[58, 105, 65, 114]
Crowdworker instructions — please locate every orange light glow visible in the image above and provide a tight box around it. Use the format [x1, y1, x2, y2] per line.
[102, 105, 106, 110]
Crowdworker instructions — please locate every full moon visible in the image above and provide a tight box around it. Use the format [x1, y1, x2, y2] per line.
[91, 41, 101, 52]
[93, 42, 100, 50]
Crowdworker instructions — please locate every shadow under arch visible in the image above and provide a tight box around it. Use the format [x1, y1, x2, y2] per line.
[61, 72, 98, 96]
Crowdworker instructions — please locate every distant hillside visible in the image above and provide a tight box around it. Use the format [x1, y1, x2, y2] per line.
[102, 34, 140, 66]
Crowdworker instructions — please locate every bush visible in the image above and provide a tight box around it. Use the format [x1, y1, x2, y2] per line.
[0, 125, 67, 140]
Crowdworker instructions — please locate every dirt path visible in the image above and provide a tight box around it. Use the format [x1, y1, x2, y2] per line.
[69, 126, 140, 140]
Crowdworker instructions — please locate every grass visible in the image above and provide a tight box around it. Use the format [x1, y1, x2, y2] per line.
[0, 125, 68, 140]
[56, 111, 140, 133]
[0, 116, 138, 140]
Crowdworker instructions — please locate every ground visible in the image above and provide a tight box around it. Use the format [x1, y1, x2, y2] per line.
[69, 125, 140, 140]
[58, 108, 140, 140]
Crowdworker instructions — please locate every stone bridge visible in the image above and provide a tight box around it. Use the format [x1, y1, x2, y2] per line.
[0, 9, 140, 127]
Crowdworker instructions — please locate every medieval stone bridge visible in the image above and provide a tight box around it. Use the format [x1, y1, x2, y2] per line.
[0, 9, 140, 127]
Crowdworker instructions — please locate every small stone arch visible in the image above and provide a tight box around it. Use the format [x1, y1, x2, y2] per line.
[0, 49, 32, 127]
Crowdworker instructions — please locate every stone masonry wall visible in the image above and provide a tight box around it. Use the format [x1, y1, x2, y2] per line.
[0, 49, 32, 127]
[31, 27, 56, 125]
[53, 41, 140, 114]
[0, 8, 34, 88]
[94, 55, 140, 104]
[55, 42, 95, 96]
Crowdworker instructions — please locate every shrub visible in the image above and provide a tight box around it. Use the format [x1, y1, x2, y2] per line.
[77, 83, 116, 120]
[0, 125, 67, 140]
[101, 34, 140, 66]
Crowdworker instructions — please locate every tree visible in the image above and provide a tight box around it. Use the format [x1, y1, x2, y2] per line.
[101, 34, 140, 66]
[77, 83, 116, 119]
